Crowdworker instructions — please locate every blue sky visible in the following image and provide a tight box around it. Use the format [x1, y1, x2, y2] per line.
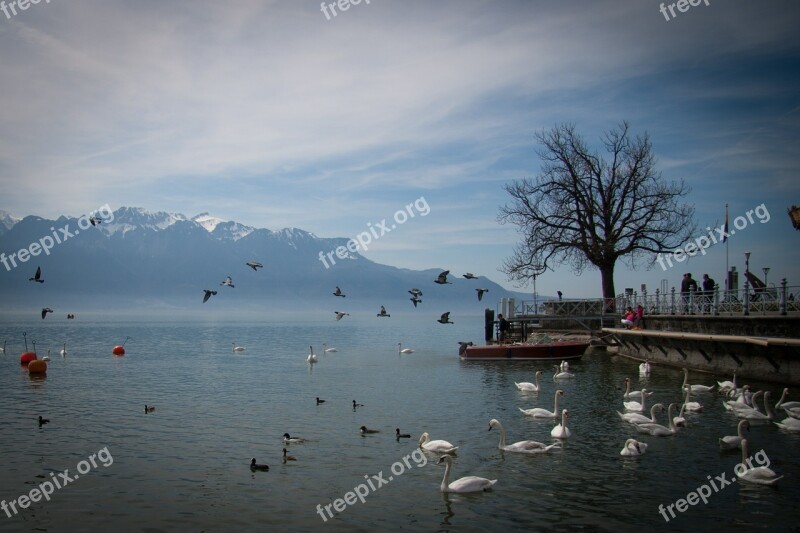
[1, 0, 798, 297]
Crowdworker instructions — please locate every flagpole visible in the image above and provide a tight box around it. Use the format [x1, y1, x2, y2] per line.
[725, 203, 729, 296]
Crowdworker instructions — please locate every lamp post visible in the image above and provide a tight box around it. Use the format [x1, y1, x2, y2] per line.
[745, 252, 751, 274]
[743, 252, 751, 316]
[762, 267, 770, 287]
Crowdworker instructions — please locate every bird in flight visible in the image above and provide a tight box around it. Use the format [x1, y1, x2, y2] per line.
[334, 311, 350, 321]
[463, 273, 478, 279]
[410, 296, 422, 308]
[29, 266, 44, 283]
[246, 261, 263, 271]
[333, 286, 346, 297]
[220, 276, 234, 288]
[476, 288, 489, 301]
[437, 312, 454, 324]
[202, 289, 217, 303]
[434, 271, 452, 284]
[377, 305, 390, 318]
[41, 307, 54, 320]
[89, 216, 102, 226]
[408, 288, 423, 298]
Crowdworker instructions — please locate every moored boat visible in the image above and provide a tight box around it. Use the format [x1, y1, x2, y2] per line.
[459, 335, 589, 361]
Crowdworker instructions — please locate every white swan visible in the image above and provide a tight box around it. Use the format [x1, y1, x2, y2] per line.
[623, 389, 648, 412]
[636, 403, 679, 436]
[419, 432, 458, 454]
[682, 368, 714, 393]
[307, 346, 318, 363]
[724, 389, 762, 412]
[553, 365, 575, 380]
[0, 340, 5, 353]
[232, 342, 245, 352]
[774, 416, 800, 432]
[682, 386, 703, 412]
[398, 343, 414, 354]
[736, 439, 782, 485]
[717, 371, 736, 393]
[623, 378, 653, 400]
[519, 390, 564, 418]
[488, 419, 560, 454]
[620, 438, 648, 456]
[42, 349, 51, 361]
[323, 343, 337, 353]
[638, 360, 651, 376]
[59, 342, 67, 356]
[783, 406, 800, 419]
[673, 402, 688, 427]
[618, 403, 664, 425]
[515, 370, 543, 392]
[719, 419, 750, 450]
[437, 455, 497, 493]
[775, 388, 800, 411]
[559, 360, 569, 372]
[737, 391, 775, 421]
[551, 409, 571, 439]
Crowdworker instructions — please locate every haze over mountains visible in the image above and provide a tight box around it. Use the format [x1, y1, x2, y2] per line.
[0, 207, 530, 318]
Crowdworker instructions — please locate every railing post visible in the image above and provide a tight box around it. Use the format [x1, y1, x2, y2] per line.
[670, 287, 676, 315]
[689, 287, 695, 315]
[743, 280, 750, 316]
[713, 285, 720, 316]
[780, 278, 787, 316]
[655, 289, 660, 315]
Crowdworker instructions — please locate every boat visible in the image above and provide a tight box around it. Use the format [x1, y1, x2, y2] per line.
[459, 333, 589, 361]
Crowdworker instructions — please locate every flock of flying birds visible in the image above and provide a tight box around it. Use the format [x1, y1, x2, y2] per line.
[202, 267, 490, 325]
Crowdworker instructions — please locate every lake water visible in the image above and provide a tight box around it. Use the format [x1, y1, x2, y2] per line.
[0, 315, 798, 532]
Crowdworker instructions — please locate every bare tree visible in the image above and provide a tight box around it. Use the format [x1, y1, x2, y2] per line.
[498, 122, 696, 300]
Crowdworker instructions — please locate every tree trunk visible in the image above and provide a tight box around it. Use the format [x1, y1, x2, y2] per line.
[600, 263, 616, 311]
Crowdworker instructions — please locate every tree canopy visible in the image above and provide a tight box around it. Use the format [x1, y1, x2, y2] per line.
[498, 122, 696, 299]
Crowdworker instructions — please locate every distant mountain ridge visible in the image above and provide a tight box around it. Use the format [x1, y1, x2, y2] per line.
[0, 206, 530, 315]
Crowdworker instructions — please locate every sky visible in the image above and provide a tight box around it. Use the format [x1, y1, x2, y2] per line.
[1, 0, 798, 298]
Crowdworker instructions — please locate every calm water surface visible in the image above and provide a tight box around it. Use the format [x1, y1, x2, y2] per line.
[0, 316, 798, 532]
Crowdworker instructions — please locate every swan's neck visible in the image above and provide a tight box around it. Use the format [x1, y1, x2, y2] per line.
[495, 423, 506, 448]
[764, 394, 774, 417]
[738, 421, 747, 438]
[650, 404, 659, 422]
[776, 389, 788, 409]
[625, 380, 631, 395]
[553, 394, 560, 413]
[681, 370, 688, 389]
[441, 460, 452, 491]
[667, 405, 676, 430]
[560, 412, 568, 429]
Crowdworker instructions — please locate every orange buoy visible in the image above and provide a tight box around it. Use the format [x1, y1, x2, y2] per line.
[112, 345, 125, 356]
[28, 359, 47, 374]
[20, 352, 37, 365]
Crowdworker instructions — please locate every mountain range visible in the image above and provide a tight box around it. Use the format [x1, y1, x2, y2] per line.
[0, 207, 531, 318]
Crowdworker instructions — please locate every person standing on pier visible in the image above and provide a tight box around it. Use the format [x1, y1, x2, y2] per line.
[681, 273, 698, 313]
[498, 314, 510, 342]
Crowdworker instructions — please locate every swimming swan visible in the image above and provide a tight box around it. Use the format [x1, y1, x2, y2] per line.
[719, 419, 750, 450]
[774, 416, 800, 432]
[618, 403, 664, 425]
[550, 409, 571, 439]
[488, 419, 561, 454]
[682, 367, 714, 393]
[682, 386, 703, 412]
[623, 389, 648, 412]
[419, 432, 458, 454]
[437, 455, 497, 493]
[736, 391, 775, 421]
[515, 370, 543, 392]
[623, 378, 653, 400]
[519, 390, 564, 418]
[636, 403, 679, 436]
[307, 346, 318, 363]
[736, 439, 782, 485]
[639, 360, 651, 376]
[620, 438, 648, 456]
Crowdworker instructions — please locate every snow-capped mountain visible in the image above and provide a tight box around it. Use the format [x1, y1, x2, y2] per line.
[0, 210, 19, 236]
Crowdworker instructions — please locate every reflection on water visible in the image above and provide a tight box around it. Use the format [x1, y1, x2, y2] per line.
[0, 316, 798, 532]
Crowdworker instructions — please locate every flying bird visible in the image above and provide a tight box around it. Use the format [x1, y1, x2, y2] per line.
[462, 273, 478, 279]
[476, 288, 489, 301]
[438, 312, 454, 324]
[333, 286, 346, 297]
[410, 296, 422, 308]
[220, 276, 234, 288]
[377, 305, 391, 318]
[41, 307, 53, 320]
[89, 216, 102, 226]
[408, 288, 423, 297]
[246, 261, 263, 271]
[434, 270, 452, 284]
[29, 266, 44, 283]
[334, 311, 350, 321]
[202, 289, 217, 303]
